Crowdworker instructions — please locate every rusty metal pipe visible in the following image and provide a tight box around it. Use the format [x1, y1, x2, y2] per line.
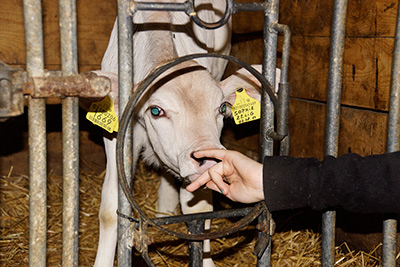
[23, 72, 111, 98]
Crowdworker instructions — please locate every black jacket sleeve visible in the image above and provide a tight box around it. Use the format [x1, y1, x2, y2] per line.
[262, 151, 400, 213]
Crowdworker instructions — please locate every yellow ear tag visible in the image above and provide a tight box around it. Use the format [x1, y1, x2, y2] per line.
[86, 95, 119, 133]
[231, 88, 261, 125]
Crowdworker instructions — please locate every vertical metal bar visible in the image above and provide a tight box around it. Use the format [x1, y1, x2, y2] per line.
[187, 220, 205, 267]
[260, 0, 279, 158]
[258, 0, 279, 266]
[117, 0, 134, 266]
[23, 0, 47, 266]
[59, 0, 80, 266]
[322, 0, 348, 266]
[269, 23, 291, 156]
[382, 3, 400, 266]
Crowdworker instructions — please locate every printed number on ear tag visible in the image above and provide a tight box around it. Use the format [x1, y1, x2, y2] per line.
[231, 88, 261, 125]
[86, 95, 119, 133]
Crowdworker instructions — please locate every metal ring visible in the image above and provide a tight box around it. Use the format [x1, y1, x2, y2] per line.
[117, 53, 273, 240]
[187, 0, 233, 29]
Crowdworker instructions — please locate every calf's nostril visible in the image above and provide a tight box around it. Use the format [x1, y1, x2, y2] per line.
[190, 151, 218, 167]
[190, 151, 206, 166]
[198, 159, 206, 167]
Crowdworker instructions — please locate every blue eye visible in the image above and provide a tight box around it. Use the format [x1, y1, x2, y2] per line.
[150, 106, 164, 117]
[219, 102, 228, 114]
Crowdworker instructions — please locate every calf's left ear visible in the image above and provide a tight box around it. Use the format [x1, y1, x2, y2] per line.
[218, 65, 281, 106]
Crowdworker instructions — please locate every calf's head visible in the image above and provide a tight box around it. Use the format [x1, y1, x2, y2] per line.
[137, 62, 262, 182]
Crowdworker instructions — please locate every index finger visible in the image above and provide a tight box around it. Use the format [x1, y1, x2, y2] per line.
[193, 149, 227, 161]
[186, 170, 211, 192]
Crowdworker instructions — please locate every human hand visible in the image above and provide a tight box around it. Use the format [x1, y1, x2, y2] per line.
[186, 149, 264, 203]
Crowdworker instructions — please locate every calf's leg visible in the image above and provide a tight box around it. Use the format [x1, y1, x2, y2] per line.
[94, 136, 118, 267]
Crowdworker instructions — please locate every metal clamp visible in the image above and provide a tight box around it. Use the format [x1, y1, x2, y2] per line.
[0, 61, 24, 120]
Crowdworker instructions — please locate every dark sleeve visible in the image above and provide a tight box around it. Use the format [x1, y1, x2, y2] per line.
[262, 151, 400, 213]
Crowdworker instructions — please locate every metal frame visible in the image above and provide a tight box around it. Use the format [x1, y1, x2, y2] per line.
[18, 0, 400, 266]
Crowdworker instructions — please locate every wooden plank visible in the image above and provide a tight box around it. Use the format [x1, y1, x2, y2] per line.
[233, 0, 398, 37]
[0, 0, 116, 70]
[289, 36, 330, 102]
[339, 106, 387, 156]
[342, 37, 392, 111]
[279, 0, 333, 37]
[289, 99, 388, 159]
[288, 99, 326, 160]
[76, 0, 116, 69]
[0, 0, 25, 65]
[288, 36, 393, 111]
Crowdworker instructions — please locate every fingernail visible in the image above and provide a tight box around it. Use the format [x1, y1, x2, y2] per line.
[220, 189, 224, 194]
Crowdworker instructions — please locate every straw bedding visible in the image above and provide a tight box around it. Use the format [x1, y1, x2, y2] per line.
[0, 162, 382, 266]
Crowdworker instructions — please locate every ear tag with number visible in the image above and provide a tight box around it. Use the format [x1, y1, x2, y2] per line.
[86, 95, 119, 133]
[231, 88, 261, 125]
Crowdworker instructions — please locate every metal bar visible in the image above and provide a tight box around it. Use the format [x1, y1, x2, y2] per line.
[23, 0, 47, 266]
[23, 72, 111, 98]
[258, 0, 279, 266]
[59, 1, 80, 266]
[59, 0, 80, 265]
[382, 3, 400, 266]
[61, 97, 80, 267]
[131, 1, 190, 13]
[117, 0, 134, 266]
[119, 206, 255, 227]
[269, 22, 291, 156]
[131, 0, 267, 14]
[233, 2, 267, 13]
[260, 0, 279, 156]
[187, 220, 205, 267]
[322, 0, 348, 266]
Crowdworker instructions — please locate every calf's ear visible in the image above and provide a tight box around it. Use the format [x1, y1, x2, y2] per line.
[218, 65, 281, 106]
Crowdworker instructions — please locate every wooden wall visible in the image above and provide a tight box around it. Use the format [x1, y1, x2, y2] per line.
[1, 0, 398, 161]
[0, 0, 116, 72]
[223, 0, 398, 160]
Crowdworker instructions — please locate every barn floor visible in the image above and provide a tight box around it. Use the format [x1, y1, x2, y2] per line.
[0, 163, 383, 266]
[0, 108, 384, 266]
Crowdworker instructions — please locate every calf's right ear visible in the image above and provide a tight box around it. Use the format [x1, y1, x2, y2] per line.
[218, 65, 281, 107]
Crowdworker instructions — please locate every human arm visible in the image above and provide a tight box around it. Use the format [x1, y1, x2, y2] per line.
[263, 151, 400, 213]
[187, 149, 400, 213]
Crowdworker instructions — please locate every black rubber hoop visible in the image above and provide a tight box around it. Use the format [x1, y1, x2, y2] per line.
[116, 53, 274, 240]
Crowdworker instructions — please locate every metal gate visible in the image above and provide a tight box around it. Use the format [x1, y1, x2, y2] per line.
[1, 0, 398, 266]
[323, 1, 399, 266]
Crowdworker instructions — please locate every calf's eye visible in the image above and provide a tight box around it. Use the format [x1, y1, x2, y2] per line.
[150, 106, 164, 117]
[219, 102, 229, 114]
